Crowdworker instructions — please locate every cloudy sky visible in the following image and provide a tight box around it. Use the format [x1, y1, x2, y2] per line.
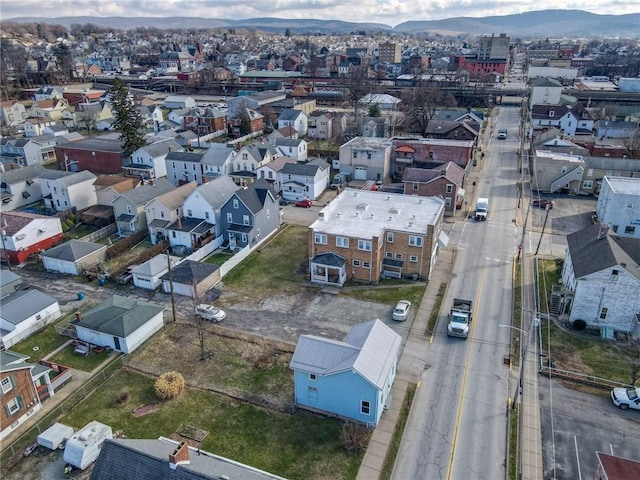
[1, 0, 638, 26]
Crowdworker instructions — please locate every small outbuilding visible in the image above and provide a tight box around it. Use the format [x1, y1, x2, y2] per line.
[40, 240, 107, 275]
[37, 423, 75, 450]
[160, 260, 221, 298]
[72, 295, 165, 354]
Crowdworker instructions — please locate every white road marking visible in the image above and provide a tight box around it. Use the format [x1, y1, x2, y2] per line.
[574, 435, 583, 480]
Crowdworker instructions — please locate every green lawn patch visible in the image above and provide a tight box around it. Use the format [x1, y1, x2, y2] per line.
[10, 324, 69, 361]
[508, 404, 519, 480]
[511, 263, 523, 366]
[61, 370, 363, 480]
[204, 251, 234, 266]
[537, 258, 561, 313]
[380, 383, 416, 480]
[49, 344, 112, 372]
[222, 225, 310, 295]
[426, 283, 446, 336]
[343, 284, 426, 307]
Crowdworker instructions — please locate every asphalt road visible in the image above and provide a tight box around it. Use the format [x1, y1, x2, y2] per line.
[393, 105, 521, 479]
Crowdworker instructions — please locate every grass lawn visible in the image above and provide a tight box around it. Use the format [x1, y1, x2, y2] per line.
[204, 250, 234, 266]
[10, 324, 69, 361]
[537, 258, 561, 312]
[61, 370, 363, 480]
[222, 225, 310, 296]
[343, 284, 426, 307]
[48, 343, 112, 372]
[64, 225, 95, 240]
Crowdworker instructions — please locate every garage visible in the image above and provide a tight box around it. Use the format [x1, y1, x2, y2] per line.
[40, 240, 108, 276]
[354, 166, 367, 180]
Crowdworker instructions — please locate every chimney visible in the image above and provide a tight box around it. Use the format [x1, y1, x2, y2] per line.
[169, 441, 190, 469]
[177, 217, 182, 229]
[75, 312, 82, 321]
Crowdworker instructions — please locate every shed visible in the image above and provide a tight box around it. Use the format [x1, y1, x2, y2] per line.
[160, 260, 221, 298]
[40, 240, 108, 275]
[63, 421, 113, 470]
[37, 423, 75, 450]
[72, 295, 165, 354]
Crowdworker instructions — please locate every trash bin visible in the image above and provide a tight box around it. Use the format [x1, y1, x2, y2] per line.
[98, 277, 106, 286]
[77, 292, 85, 300]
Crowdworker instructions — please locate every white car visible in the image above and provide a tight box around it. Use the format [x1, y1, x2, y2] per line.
[611, 387, 640, 410]
[195, 304, 226, 323]
[393, 300, 412, 321]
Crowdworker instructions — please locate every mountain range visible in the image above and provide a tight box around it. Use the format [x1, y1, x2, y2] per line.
[4, 10, 639, 38]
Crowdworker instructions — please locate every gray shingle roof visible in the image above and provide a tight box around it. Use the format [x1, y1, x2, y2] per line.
[166, 151, 206, 163]
[160, 260, 219, 284]
[90, 437, 286, 480]
[120, 178, 175, 206]
[153, 181, 197, 210]
[232, 179, 275, 214]
[0, 350, 31, 372]
[73, 295, 164, 337]
[567, 225, 640, 281]
[0, 289, 58, 326]
[193, 176, 241, 210]
[290, 319, 402, 390]
[278, 109, 304, 122]
[280, 162, 322, 176]
[201, 145, 235, 167]
[0, 164, 71, 184]
[57, 169, 96, 186]
[40, 239, 106, 262]
[140, 139, 184, 157]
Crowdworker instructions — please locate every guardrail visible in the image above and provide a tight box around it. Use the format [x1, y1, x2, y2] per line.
[538, 363, 632, 391]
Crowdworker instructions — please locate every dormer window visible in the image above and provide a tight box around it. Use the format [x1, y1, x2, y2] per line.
[549, 110, 555, 117]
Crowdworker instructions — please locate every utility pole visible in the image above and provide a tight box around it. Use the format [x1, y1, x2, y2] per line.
[166, 251, 176, 322]
[535, 204, 551, 256]
[1, 227, 13, 271]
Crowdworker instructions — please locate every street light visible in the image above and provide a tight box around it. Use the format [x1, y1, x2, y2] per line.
[499, 314, 539, 409]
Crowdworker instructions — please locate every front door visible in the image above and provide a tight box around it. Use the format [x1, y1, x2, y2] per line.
[113, 336, 121, 351]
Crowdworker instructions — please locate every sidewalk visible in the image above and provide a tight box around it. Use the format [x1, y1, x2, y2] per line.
[356, 247, 455, 480]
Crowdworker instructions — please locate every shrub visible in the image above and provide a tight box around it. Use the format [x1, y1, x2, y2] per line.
[115, 389, 130, 405]
[339, 422, 371, 453]
[154, 371, 185, 400]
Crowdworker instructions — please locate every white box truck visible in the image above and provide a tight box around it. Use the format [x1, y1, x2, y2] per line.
[475, 198, 489, 221]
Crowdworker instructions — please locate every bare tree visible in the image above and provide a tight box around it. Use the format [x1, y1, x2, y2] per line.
[191, 277, 208, 361]
[622, 130, 640, 159]
[615, 339, 640, 386]
[402, 84, 451, 137]
[340, 65, 374, 136]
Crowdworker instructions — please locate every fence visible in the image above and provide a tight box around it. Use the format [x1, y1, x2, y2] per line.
[183, 238, 220, 262]
[78, 223, 117, 243]
[0, 355, 124, 471]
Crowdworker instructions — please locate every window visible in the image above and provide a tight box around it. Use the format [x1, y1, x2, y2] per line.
[361, 400, 370, 415]
[395, 253, 403, 259]
[446, 184, 453, 194]
[410, 255, 418, 263]
[561, 166, 567, 174]
[187, 209, 192, 217]
[409, 236, 423, 247]
[315, 233, 327, 245]
[358, 240, 371, 251]
[241, 233, 247, 243]
[582, 181, 593, 189]
[363, 262, 370, 269]
[1, 377, 12, 394]
[233, 199, 239, 209]
[413, 183, 419, 191]
[610, 269, 619, 281]
[625, 226, 635, 235]
[612, 225, 618, 233]
[599, 307, 608, 319]
[445, 197, 452, 206]
[226, 213, 232, 223]
[336, 236, 349, 248]
[205, 212, 209, 220]
[386, 232, 394, 243]
[587, 168, 594, 177]
[308, 386, 318, 401]
[352, 259, 361, 267]
[243, 215, 250, 225]
[385, 252, 393, 258]
[172, 231, 176, 238]
[6, 397, 21, 415]
[309, 373, 317, 381]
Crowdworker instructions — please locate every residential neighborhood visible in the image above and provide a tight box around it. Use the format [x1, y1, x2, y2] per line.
[1, 10, 639, 480]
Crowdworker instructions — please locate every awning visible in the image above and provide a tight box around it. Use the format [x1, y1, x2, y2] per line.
[438, 231, 449, 248]
[456, 188, 465, 198]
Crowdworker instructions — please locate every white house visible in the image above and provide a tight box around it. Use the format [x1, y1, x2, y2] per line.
[280, 158, 331, 202]
[144, 181, 197, 244]
[201, 145, 237, 181]
[596, 176, 640, 239]
[125, 139, 184, 181]
[164, 96, 196, 110]
[165, 151, 206, 186]
[182, 176, 241, 239]
[0, 165, 72, 212]
[529, 77, 563, 108]
[0, 271, 61, 349]
[560, 224, 640, 335]
[307, 111, 334, 140]
[358, 93, 402, 111]
[0, 211, 63, 266]
[339, 137, 393, 182]
[164, 216, 214, 253]
[42, 170, 97, 212]
[231, 141, 278, 186]
[167, 108, 189, 127]
[273, 138, 308, 162]
[256, 156, 296, 194]
[531, 103, 594, 135]
[277, 109, 308, 137]
[72, 295, 165, 354]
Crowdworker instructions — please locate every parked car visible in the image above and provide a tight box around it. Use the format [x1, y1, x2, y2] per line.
[498, 129, 507, 139]
[279, 197, 291, 206]
[195, 304, 226, 322]
[532, 198, 556, 209]
[392, 300, 412, 321]
[295, 198, 313, 208]
[611, 387, 640, 410]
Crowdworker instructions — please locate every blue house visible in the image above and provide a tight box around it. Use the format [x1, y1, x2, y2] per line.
[219, 179, 281, 250]
[289, 319, 401, 427]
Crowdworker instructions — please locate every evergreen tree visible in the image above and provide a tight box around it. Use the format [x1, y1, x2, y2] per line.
[240, 115, 251, 136]
[110, 78, 146, 156]
[368, 104, 381, 117]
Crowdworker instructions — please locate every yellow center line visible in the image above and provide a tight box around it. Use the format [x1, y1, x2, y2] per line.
[445, 269, 485, 480]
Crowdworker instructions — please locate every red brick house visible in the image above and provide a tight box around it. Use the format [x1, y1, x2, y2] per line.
[0, 212, 63, 265]
[390, 137, 474, 180]
[54, 137, 125, 174]
[455, 56, 507, 78]
[229, 108, 264, 138]
[183, 107, 227, 136]
[402, 162, 466, 216]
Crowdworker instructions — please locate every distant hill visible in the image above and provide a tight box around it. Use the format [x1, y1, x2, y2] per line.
[4, 10, 639, 38]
